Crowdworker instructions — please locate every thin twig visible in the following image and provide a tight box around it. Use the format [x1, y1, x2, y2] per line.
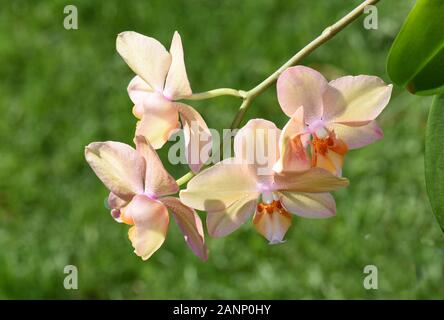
[183, 88, 247, 100]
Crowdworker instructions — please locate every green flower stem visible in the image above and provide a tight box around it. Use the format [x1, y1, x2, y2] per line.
[176, 0, 381, 187]
[247, 0, 380, 100]
[184, 88, 247, 100]
[230, 98, 252, 130]
[175, 171, 196, 187]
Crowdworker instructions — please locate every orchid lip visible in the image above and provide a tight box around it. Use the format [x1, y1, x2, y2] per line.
[111, 209, 121, 219]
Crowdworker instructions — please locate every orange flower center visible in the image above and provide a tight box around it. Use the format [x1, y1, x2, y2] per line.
[311, 130, 348, 167]
[256, 200, 291, 218]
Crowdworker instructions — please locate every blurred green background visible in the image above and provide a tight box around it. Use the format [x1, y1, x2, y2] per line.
[1, 0, 443, 299]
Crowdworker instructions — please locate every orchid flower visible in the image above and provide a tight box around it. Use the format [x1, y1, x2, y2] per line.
[179, 119, 349, 244]
[275, 66, 392, 175]
[85, 136, 208, 261]
[116, 31, 211, 172]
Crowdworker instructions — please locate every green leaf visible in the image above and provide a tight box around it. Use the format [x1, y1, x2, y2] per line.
[425, 95, 444, 232]
[387, 0, 444, 96]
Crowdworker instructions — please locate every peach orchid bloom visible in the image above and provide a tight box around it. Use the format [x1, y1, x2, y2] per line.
[85, 136, 208, 261]
[275, 66, 392, 175]
[180, 119, 348, 244]
[116, 31, 211, 172]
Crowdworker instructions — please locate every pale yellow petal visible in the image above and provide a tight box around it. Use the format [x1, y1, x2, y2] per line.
[85, 142, 145, 200]
[179, 158, 258, 212]
[206, 193, 259, 237]
[274, 168, 349, 193]
[279, 191, 336, 218]
[125, 195, 169, 261]
[161, 197, 208, 260]
[116, 31, 171, 91]
[135, 97, 180, 149]
[329, 75, 392, 125]
[177, 103, 212, 173]
[233, 119, 281, 177]
[163, 32, 192, 100]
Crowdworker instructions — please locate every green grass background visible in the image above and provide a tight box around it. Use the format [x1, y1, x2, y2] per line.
[0, 0, 443, 299]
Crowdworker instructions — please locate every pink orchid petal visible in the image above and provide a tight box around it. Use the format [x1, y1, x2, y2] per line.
[179, 158, 259, 212]
[234, 118, 281, 163]
[127, 76, 153, 112]
[135, 98, 180, 150]
[274, 109, 311, 173]
[321, 84, 347, 123]
[85, 142, 145, 200]
[206, 193, 259, 237]
[252, 207, 292, 244]
[329, 121, 383, 150]
[161, 197, 208, 261]
[279, 191, 336, 218]
[177, 103, 212, 173]
[134, 136, 179, 197]
[116, 31, 171, 92]
[233, 119, 281, 181]
[274, 135, 310, 173]
[329, 75, 392, 124]
[110, 209, 123, 222]
[163, 32, 192, 100]
[126, 195, 169, 261]
[277, 66, 328, 122]
[274, 168, 349, 193]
